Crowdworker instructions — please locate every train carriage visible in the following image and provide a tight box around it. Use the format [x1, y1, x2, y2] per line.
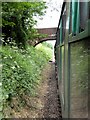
[55, 0, 90, 118]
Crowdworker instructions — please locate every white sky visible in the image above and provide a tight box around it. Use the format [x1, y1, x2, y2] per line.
[35, 0, 64, 60]
[35, 0, 64, 28]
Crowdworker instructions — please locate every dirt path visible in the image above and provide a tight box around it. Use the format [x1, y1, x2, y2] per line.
[4, 62, 62, 118]
[40, 62, 60, 118]
[36, 62, 62, 118]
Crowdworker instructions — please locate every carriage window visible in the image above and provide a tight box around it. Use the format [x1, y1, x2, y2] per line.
[60, 7, 66, 44]
[69, 2, 72, 34]
[79, 2, 88, 32]
[56, 28, 60, 46]
[72, 1, 79, 35]
[89, 2, 90, 19]
[60, 19, 63, 44]
[62, 11, 66, 42]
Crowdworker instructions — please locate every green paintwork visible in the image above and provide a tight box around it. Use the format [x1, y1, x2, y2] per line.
[55, 1, 90, 118]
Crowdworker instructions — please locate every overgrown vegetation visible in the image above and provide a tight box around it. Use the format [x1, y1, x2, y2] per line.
[2, 2, 47, 48]
[1, 1, 54, 118]
[0, 42, 52, 118]
[42, 42, 53, 50]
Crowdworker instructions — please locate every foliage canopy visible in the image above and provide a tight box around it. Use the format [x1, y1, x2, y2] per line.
[2, 2, 47, 48]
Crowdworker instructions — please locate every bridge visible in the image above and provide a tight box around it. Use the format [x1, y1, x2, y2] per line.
[34, 27, 57, 46]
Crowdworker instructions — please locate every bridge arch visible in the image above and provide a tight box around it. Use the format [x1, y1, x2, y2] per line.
[34, 37, 56, 47]
[34, 27, 57, 46]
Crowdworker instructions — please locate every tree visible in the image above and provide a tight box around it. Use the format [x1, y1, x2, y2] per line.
[2, 2, 47, 48]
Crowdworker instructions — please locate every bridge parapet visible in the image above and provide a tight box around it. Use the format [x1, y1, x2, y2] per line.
[34, 27, 57, 46]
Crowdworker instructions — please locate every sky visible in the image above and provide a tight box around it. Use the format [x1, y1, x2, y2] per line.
[35, 0, 64, 28]
[35, 0, 64, 61]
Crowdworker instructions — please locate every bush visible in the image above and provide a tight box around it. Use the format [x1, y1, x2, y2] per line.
[0, 43, 52, 117]
[42, 42, 53, 50]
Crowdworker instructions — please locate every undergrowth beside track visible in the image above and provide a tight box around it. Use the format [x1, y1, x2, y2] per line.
[0, 44, 52, 118]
